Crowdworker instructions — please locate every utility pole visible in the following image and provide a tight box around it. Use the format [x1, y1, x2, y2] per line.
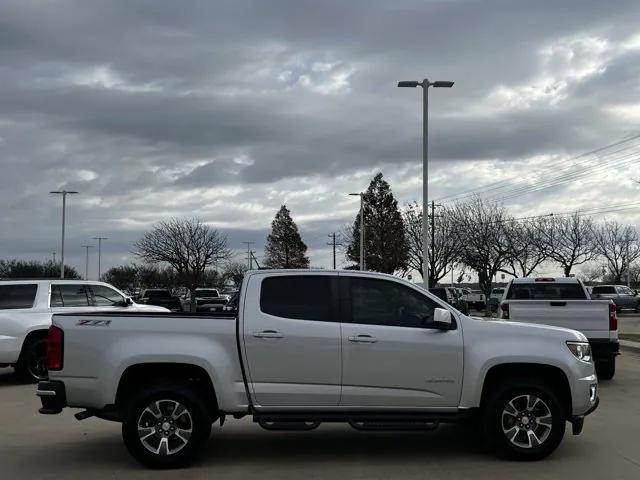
[52, 251, 56, 264]
[242, 242, 255, 270]
[250, 251, 261, 269]
[81, 245, 94, 280]
[50, 190, 79, 278]
[327, 233, 342, 269]
[93, 237, 108, 280]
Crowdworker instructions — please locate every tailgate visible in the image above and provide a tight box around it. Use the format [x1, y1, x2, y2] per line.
[508, 300, 610, 331]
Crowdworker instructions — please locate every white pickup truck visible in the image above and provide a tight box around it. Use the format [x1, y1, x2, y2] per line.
[499, 277, 619, 379]
[0, 279, 168, 381]
[37, 270, 599, 468]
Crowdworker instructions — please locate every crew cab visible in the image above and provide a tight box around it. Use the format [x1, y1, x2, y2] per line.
[499, 277, 619, 379]
[0, 279, 169, 381]
[37, 270, 598, 468]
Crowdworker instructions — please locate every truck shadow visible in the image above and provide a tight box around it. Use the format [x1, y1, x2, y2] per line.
[0, 367, 26, 387]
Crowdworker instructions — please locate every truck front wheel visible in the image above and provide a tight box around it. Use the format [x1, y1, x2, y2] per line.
[122, 383, 212, 469]
[482, 380, 566, 461]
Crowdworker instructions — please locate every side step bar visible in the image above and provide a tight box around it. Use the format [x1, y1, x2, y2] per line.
[254, 410, 473, 425]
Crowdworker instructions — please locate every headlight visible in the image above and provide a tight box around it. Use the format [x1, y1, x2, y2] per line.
[566, 341, 593, 363]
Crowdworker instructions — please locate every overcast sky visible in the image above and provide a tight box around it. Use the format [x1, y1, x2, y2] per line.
[2, 0, 640, 280]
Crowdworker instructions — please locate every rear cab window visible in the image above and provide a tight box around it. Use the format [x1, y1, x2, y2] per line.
[506, 282, 586, 300]
[0, 284, 38, 309]
[50, 284, 90, 307]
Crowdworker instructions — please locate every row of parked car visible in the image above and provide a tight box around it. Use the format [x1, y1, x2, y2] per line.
[132, 287, 239, 312]
[431, 283, 640, 315]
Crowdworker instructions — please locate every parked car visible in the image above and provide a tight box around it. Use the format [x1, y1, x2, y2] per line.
[590, 285, 640, 313]
[138, 289, 182, 311]
[463, 289, 486, 310]
[181, 288, 230, 312]
[499, 277, 619, 379]
[38, 270, 598, 468]
[0, 280, 169, 381]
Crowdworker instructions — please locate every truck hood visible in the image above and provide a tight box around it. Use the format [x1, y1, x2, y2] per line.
[467, 316, 588, 342]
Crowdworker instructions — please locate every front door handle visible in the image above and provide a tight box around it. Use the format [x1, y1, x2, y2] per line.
[348, 335, 377, 344]
[254, 330, 284, 339]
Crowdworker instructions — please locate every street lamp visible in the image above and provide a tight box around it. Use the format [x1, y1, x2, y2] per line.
[398, 78, 454, 288]
[81, 245, 94, 280]
[93, 237, 108, 280]
[349, 192, 365, 271]
[50, 190, 79, 279]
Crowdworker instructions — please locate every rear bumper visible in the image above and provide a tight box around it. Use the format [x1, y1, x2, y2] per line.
[589, 339, 620, 360]
[36, 380, 67, 414]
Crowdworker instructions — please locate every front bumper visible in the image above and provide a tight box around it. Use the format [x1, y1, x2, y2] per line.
[36, 380, 67, 414]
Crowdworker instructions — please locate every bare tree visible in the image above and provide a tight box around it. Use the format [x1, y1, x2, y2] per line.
[403, 202, 460, 285]
[449, 197, 511, 298]
[133, 217, 231, 311]
[545, 213, 597, 277]
[594, 220, 640, 284]
[500, 217, 550, 277]
[221, 261, 248, 287]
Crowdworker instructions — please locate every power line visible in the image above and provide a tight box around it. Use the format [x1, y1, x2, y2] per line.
[327, 233, 342, 269]
[436, 134, 640, 204]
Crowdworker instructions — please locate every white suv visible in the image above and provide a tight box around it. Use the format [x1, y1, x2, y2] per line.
[0, 279, 168, 381]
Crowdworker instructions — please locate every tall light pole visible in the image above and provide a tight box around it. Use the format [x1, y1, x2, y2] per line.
[349, 192, 365, 271]
[81, 245, 94, 280]
[93, 237, 108, 280]
[50, 190, 79, 279]
[398, 78, 453, 289]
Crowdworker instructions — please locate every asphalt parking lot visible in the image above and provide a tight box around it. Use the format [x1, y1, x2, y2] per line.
[1, 348, 639, 480]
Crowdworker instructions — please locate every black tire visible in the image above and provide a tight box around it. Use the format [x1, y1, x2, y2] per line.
[15, 336, 48, 383]
[482, 379, 566, 461]
[596, 359, 616, 380]
[122, 383, 212, 469]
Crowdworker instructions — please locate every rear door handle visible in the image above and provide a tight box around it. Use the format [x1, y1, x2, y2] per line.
[348, 335, 377, 344]
[254, 330, 284, 339]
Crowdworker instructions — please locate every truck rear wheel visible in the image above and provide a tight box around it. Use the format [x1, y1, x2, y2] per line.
[482, 380, 566, 461]
[16, 336, 48, 383]
[122, 383, 211, 469]
[596, 359, 615, 380]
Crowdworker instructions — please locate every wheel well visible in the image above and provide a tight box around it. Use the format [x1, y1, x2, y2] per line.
[481, 363, 572, 416]
[19, 330, 48, 359]
[115, 363, 218, 418]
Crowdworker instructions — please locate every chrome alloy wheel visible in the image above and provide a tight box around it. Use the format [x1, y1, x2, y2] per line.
[501, 394, 552, 449]
[137, 399, 193, 455]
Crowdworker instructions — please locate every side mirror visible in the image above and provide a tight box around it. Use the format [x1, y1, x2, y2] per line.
[431, 308, 454, 330]
[125, 297, 133, 306]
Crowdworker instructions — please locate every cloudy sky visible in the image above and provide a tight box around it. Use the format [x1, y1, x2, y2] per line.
[2, 0, 640, 279]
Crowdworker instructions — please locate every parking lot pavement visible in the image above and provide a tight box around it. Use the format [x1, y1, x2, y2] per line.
[1, 353, 639, 480]
[618, 312, 640, 335]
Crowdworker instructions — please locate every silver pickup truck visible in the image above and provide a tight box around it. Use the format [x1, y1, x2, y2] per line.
[37, 270, 598, 468]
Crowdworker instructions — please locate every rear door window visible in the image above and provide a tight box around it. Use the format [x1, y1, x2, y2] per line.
[0, 284, 38, 309]
[506, 283, 586, 300]
[51, 284, 90, 307]
[260, 275, 333, 321]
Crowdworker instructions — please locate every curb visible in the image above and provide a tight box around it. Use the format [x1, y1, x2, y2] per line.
[620, 340, 640, 355]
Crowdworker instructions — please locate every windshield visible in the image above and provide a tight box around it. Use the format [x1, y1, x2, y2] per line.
[591, 286, 616, 294]
[196, 289, 219, 297]
[146, 290, 171, 298]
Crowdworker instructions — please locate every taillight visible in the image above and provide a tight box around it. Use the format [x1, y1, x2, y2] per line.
[47, 325, 64, 370]
[609, 303, 617, 331]
[500, 302, 510, 319]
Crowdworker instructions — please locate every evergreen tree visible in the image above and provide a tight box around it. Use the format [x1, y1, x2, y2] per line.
[264, 205, 310, 269]
[346, 172, 408, 274]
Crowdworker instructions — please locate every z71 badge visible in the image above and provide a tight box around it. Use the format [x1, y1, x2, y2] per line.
[76, 319, 112, 327]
